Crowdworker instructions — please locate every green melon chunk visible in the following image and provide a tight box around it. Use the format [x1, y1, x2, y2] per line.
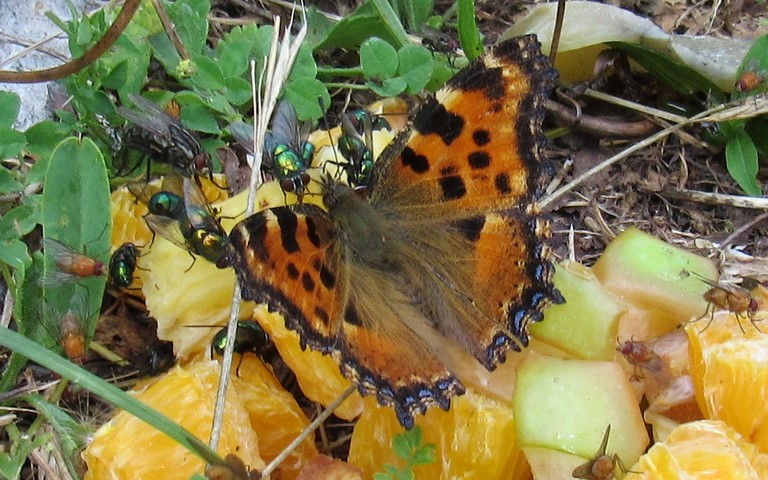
[593, 227, 718, 321]
[513, 353, 648, 470]
[532, 261, 625, 361]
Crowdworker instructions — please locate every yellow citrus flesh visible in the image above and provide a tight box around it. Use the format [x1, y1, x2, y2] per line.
[624, 420, 768, 479]
[348, 391, 529, 480]
[685, 312, 768, 453]
[252, 305, 364, 421]
[82, 359, 264, 479]
[232, 353, 319, 479]
[83, 354, 317, 480]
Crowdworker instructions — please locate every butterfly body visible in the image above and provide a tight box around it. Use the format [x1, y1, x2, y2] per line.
[228, 36, 563, 428]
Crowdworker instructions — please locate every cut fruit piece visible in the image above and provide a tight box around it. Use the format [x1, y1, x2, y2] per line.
[82, 359, 264, 479]
[83, 355, 317, 480]
[592, 227, 718, 321]
[523, 446, 593, 480]
[348, 391, 529, 480]
[624, 420, 768, 479]
[686, 311, 768, 452]
[252, 305, 364, 422]
[235, 352, 319, 479]
[513, 353, 648, 471]
[532, 261, 625, 361]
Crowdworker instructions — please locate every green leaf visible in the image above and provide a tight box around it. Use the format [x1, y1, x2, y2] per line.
[41, 137, 111, 341]
[218, 39, 251, 78]
[290, 43, 319, 81]
[361, 38, 399, 79]
[315, 1, 402, 50]
[0, 128, 26, 159]
[166, 1, 209, 56]
[0, 166, 22, 194]
[191, 55, 226, 90]
[610, 42, 725, 102]
[398, 45, 434, 93]
[0, 423, 47, 480]
[457, 0, 483, 60]
[725, 127, 761, 196]
[224, 77, 253, 107]
[0, 204, 39, 241]
[25, 122, 72, 182]
[149, 30, 181, 75]
[0, 239, 31, 271]
[745, 117, 768, 156]
[398, 0, 433, 30]
[369, 0, 410, 49]
[305, 6, 338, 48]
[425, 61, 455, 91]
[284, 79, 331, 120]
[0, 91, 20, 128]
[180, 104, 220, 134]
[369, 76, 408, 96]
[410, 444, 436, 465]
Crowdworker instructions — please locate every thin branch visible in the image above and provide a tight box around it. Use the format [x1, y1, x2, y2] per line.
[0, 0, 140, 83]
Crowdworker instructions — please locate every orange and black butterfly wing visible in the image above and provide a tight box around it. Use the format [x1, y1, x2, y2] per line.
[369, 36, 563, 368]
[370, 35, 557, 215]
[228, 206, 345, 346]
[227, 205, 464, 428]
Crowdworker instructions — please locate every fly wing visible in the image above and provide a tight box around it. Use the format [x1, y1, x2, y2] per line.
[118, 94, 180, 140]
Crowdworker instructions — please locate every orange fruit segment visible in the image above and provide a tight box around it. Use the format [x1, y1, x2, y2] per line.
[624, 420, 768, 479]
[685, 311, 768, 453]
[83, 354, 318, 480]
[348, 390, 529, 480]
[253, 305, 364, 421]
[82, 359, 264, 479]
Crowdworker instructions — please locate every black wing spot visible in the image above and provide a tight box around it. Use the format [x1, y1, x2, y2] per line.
[468, 151, 491, 170]
[439, 175, 467, 200]
[472, 129, 491, 146]
[495, 173, 512, 194]
[301, 271, 315, 292]
[401, 147, 430, 174]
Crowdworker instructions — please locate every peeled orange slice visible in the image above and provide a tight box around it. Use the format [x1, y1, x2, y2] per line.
[83, 359, 264, 479]
[83, 354, 317, 479]
[348, 391, 529, 480]
[624, 420, 768, 479]
[685, 312, 768, 452]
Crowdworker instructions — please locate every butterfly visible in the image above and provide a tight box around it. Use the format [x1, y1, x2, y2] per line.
[226, 35, 564, 428]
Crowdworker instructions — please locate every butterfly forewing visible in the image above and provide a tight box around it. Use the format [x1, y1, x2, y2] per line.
[371, 36, 556, 216]
[229, 207, 344, 341]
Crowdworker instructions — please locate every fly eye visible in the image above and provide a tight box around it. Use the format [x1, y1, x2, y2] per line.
[281, 179, 296, 193]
